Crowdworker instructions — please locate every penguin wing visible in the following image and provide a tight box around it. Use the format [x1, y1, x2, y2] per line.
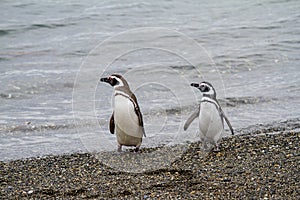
[184, 105, 200, 131]
[220, 108, 234, 135]
[109, 112, 115, 134]
[131, 93, 146, 137]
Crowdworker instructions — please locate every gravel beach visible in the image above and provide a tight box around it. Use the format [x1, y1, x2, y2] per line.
[1, 128, 299, 199]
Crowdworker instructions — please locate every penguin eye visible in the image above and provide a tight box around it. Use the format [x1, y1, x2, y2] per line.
[200, 85, 210, 92]
[109, 77, 118, 86]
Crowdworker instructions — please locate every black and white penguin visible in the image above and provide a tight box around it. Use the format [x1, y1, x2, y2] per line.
[100, 74, 146, 152]
[184, 81, 234, 151]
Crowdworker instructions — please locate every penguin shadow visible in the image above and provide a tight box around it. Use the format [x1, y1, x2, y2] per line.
[94, 144, 188, 173]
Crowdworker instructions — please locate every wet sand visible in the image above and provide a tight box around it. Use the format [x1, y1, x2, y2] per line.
[1, 129, 299, 199]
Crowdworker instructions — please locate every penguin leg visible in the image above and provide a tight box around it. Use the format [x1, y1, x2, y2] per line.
[117, 144, 122, 152]
[199, 136, 207, 151]
[206, 138, 216, 151]
[134, 146, 140, 153]
[201, 140, 209, 151]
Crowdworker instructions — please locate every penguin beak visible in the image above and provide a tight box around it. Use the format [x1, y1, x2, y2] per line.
[100, 77, 112, 86]
[100, 76, 117, 87]
[100, 77, 109, 83]
[191, 83, 199, 88]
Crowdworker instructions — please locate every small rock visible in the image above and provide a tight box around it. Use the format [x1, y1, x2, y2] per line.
[190, 190, 196, 194]
[6, 186, 14, 191]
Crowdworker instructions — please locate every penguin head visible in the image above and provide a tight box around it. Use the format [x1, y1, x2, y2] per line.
[191, 81, 216, 98]
[100, 74, 128, 88]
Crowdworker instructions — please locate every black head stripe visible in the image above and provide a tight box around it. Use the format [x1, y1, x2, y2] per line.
[200, 84, 210, 92]
[204, 86, 210, 92]
[201, 81, 213, 88]
[109, 77, 118, 86]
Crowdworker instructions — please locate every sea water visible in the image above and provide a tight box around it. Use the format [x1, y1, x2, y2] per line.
[0, 0, 299, 160]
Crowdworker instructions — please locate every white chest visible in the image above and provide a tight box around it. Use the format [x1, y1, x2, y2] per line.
[198, 98, 223, 138]
[114, 94, 140, 135]
[200, 102, 221, 123]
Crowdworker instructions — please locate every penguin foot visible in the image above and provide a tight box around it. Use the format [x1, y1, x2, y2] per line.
[215, 143, 223, 151]
[213, 145, 221, 152]
[201, 142, 210, 152]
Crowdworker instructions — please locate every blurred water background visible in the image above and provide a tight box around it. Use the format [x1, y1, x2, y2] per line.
[0, 0, 299, 160]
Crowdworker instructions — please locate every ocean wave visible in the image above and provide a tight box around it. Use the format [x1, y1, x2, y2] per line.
[28, 23, 73, 30]
[0, 22, 77, 37]
[237, 118, 300, 135]
[140, 96, 278, 117]
[0, 29, 15, 36]
[0, 123, 73, 134]
[219, 96, 278, 107]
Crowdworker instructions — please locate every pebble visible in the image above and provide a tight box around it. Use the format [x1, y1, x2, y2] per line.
[0, 130, 299, 199]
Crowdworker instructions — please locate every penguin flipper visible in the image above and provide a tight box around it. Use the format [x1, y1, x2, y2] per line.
[141, 127, 146, 138]
[220, 109, 234, 135]
[184, 106, 200, 131]
[131, 93, 146, 137]
[109, 112, 115, 134]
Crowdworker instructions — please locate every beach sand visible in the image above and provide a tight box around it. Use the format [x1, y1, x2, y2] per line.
[1, 130, 299, 199]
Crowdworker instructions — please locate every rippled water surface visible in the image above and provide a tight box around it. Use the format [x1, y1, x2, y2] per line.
[0, 0, 299, 160]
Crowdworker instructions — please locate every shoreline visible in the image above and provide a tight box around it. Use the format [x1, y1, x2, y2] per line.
[1, 130, 299, 199]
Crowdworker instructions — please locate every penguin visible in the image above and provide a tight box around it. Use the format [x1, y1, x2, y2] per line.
[100, 74, 146, 152]
[184, 81, 234, 151]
